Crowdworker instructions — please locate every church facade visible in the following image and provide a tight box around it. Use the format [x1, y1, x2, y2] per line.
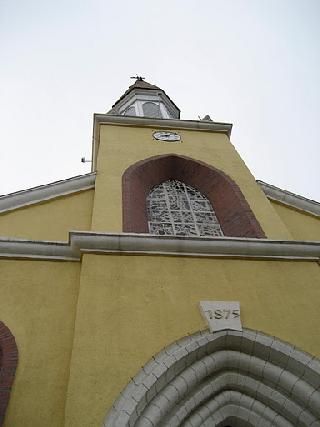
[0, 79, 320, 427]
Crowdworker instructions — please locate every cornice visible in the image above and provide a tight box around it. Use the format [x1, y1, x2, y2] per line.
[94, 114, 233, 134]
[258, 180, 320, 216]
[91, 114, 233, 170]
[0, 173, 96, 214]
[0, 232, 319, 262]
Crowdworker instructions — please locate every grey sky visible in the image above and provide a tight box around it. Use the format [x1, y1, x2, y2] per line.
[1, 0, 319, 200]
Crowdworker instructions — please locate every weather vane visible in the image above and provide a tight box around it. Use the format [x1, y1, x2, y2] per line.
[130, 75, 145, 81]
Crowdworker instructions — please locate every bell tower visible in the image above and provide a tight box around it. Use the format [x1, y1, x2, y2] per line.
[107, 76, 180, 119]
[0, 78, 319, 427]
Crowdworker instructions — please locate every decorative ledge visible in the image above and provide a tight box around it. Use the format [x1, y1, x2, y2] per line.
[94, 114, 233, 135]
[92, 115, 233, 170]
[0, 232, 319, 262]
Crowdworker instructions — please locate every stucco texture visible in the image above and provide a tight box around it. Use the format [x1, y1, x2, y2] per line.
[91, 125, 292, 239]
[0, 259, 80, 427]
[0, 189, 94, 241]
[65, 253, 320, 427]
[271, 200, 320, 240]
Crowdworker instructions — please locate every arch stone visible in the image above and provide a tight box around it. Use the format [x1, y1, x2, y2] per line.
[103, 329, 320, 427]
[0, 321, 18, 427]
[122, 154, 265, 238]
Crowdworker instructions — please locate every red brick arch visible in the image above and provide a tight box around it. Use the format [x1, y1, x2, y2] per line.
[122, 154, 265, 238]
[0, 321, 18, 427]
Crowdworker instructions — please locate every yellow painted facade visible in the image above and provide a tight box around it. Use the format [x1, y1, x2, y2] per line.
[92, 125, 292, 239]
[270, 199, 320, 240]
[2, 250, 319, 426]
[1, 83, 319, 426]
[65, 254, 320, 427]
[0, 189, 94, 241]
[1, 260, 79, 427]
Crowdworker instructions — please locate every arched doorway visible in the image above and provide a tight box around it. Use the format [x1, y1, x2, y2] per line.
[103, 329, 320, 426]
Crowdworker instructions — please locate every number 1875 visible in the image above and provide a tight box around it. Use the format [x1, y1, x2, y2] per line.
[208, 309, 240, 320]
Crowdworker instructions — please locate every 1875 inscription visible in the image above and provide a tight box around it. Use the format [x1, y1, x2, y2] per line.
[199, 301, 242, 332]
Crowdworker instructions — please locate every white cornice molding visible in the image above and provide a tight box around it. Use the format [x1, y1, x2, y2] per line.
[0, 232, 319, 262]
[258, 180, 320, 216]
[94, 114, 232, 134]
[0, 173, 96, 214]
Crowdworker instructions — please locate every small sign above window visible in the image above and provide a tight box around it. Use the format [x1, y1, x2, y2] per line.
[199, 301, 242, 332]
[153, 131, 181, 142]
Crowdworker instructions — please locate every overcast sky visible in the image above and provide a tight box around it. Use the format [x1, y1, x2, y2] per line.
[1, 0, 319, 201]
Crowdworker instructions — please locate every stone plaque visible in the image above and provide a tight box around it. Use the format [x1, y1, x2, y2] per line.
[199, 301, 242, 332]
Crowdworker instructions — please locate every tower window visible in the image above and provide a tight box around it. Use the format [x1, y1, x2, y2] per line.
[124, 106, 136, 116]
[142, 102, 162, 118]
[146, 180, 224, 237]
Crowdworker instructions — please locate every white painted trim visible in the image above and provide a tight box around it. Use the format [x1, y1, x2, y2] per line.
[0, 232, 319, 261]
[103, 329, 320, 427]
[0, 173, 96, 213]
[258, 180, 320, 216]
[109, 89, 180, 119]
[94, 114, 232, 134]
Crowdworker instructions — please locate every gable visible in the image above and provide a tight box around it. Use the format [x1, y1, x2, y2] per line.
[0, 189, 94, 241]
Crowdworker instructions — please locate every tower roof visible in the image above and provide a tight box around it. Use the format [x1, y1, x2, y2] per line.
[111, 78, 180, 113]
[112, 79, 160, 107]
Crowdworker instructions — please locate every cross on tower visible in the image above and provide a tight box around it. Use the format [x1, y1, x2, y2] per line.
[130, 75, 145, 81]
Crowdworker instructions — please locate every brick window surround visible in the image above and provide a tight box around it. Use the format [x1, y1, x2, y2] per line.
[122, 154, 265, 238]
[0, 321, 18, 427]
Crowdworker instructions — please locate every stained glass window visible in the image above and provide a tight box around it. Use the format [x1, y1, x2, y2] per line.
[146, 180, 224, 237]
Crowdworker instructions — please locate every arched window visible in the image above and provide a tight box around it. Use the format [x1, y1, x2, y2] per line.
[124, 106, 136, 116]
[122, 154, 265, 238]
[147, 180, 224, 237]
[142, 101, 162, 118]
[0, 321, 18, 426]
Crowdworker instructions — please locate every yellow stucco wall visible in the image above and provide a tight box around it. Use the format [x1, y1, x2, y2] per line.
[270, 200, 320, 241]
[65, 253, 320, 427]
[91, 125, 291, 239]
[0, 189, 94, 241]
[1, 259, 80, 427]
[2, 122, 319, 427]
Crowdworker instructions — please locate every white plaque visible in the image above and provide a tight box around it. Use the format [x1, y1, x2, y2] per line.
[199, 301, 242, 332]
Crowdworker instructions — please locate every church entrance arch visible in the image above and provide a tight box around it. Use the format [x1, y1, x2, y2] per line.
[122, 154, 265, 238]
[103, 329, 320, 427]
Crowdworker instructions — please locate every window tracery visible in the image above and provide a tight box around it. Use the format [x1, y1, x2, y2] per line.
[146, 180, 224, 237]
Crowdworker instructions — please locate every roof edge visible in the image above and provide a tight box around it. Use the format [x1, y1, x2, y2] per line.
[111, 80, 180, 113]
[91, 115, 233, 171]
[258, 180, 320, 216]
[0, 173, 96, 214]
